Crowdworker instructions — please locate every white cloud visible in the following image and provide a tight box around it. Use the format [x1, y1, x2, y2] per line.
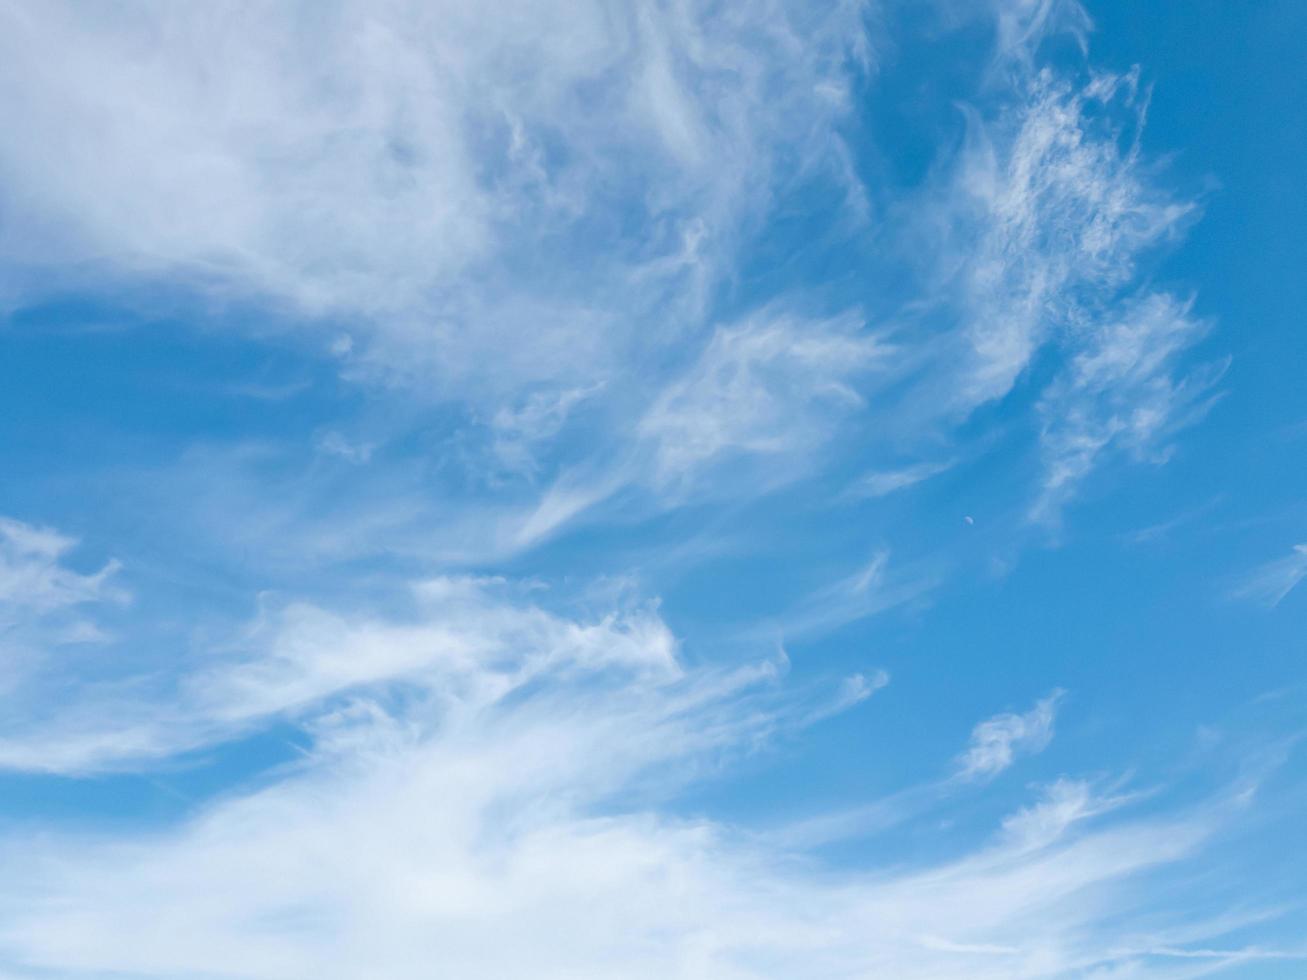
[0, 516, 121, 620]
[314, 432, 376, 465]
[1233, 544, 1307, 608]
[0, 0, 870, 401]
[0, 4, 1278, 975]
[0, 575, 682, 774]
[1033, 294, 1223, 520]
[0, 0, 1219, 541]
[851, 460, 954, 499]
[941, 67, 1193, 412]
[989, 0, 1093, 64]
[0, 641, 1277, 980]
[639, 310, 887, 487]
[762, 549, 939, 643]
[956, 690, 1063, 780]
[1, 562, 1262, 980]
[0, 0, 904, 564]
[1000, 777, 1139, 851]
[0, 516, 127, 730]
[888, 45, 1223, 518]
[494, 309, 892, 545]
[488, 384, 604, 480]
[0, 514, 124, 675]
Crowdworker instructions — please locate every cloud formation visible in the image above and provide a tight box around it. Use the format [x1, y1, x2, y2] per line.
[0, 1, 1287, 977]
[1034, 294, 1221, 520]
[1233, 544, 1307, 608]
[0, 517, 121, 620]
[0, 592, 1272, 980]
[640, 311, 887, 488]
[956, 689, 1063, 781]
[0, 0, 868, 400]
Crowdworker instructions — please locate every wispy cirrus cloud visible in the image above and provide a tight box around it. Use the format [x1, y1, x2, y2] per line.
[0, 516, 122, 619]
[0, 0, 870, 403]
[0, 516, 125, 672]
[0, 574, 683, 774]
[988, 0, 1093, 64]
[639, 310, 889, 490]
[1232, 544, 1307, 608]
[1, 0, 1217, 549]
[938, 68, 1193, 413]
[763, 549, 939, 643]
[850, 459, 955, 499]
[0, 2, 1285, 976]
[497, 308, 894, 548]
[1034, 294, 1224, 521]
[487, 383, 605, 482]
[0, 628, 1285, 980]
[904, 55, 1218, 518]
[956, 689, 1064, 781]
[0, 517, 127, 734]
[999, 776, 1141, 851]
[0, 538, 1279, 979]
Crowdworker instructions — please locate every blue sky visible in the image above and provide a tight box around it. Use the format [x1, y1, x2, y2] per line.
[0, 0, 1305, 976]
